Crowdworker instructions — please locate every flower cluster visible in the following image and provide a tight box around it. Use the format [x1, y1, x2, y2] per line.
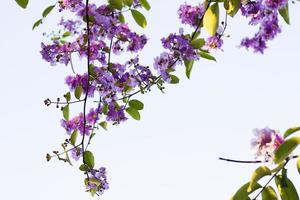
[240, 0, 287, 53]
[42, 0, 226, 196]
[251, 127, 284, 161]
[86, 167, 109, 195]
[178, 3, 206, 27]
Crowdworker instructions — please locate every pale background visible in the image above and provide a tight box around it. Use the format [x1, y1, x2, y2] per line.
[1, 0, 300, 199]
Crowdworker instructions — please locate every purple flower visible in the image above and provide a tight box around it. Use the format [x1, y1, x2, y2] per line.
[251, 127, 284, 161]
[204, 35, 223, 51]
[241, 35, 267, 53]
[86, 167, 109, 195]
[71, 147, 82, 161]
[59, 0, 84, 12]
[161, 33, 199, 60]
[264, 0, 288, 10]
[61, 113, 93, 135]
[178, 3, 205, 27]
[154, 52, 177, 82]
[106, 103, 127, 124]
[240, 0, 287, 53]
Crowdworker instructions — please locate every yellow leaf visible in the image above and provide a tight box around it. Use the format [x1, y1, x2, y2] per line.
[203, 3, 219, 36]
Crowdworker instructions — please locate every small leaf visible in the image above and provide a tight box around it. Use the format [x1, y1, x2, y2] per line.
[32, 19, 43, 30]
[262, 186, 278, 200]
[108, 0, 123, 10]
[199, 51, 216, 62]
[275, 175, 299, 200]
[231, 182, 261, 200]
[284, 126, 300, 138]
[123, 0, 133, 6]
[99, 121, 108, 130]
[83, 151, 95, 169]
[42, 5, 55, 18]
[62, 31, 71, 38]
[203, 3, 219, 36]
[64, 92, 71, 102]
[70, 130, 78, 146]
[15, 0, 29, 9]
[131, 9, 147, 28]
[129, 99, 144, 110]
[75, 85, 83, 100]
[139, 0, 151, 10]
[79, 164, 90, 171]
[248, 166, 271, 192]
[170, 75, 180, 84]
[89, 178, 101, 186]
[119, 13, 125, 23]
[191, 38, 205, 49]
[297, 155, 300, 175]
[224, 0, 240, 17]
[126, 107, 141, 120]
[274, 137, 300, 164]
[63, 105, 69, 120]
[184, 59, 194, 79]
[279, 3, 290, 25]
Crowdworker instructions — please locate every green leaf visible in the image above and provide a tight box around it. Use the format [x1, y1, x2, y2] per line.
[170, 75, 180, 84]
[275, 175, 299, 200]
[83, 151, 95, 169]
[64, 92, 71, 102]
[108, 0, 123, 10]
[70, 130, 78, 146]
[32, 19, 43, 30]
[262, 186, 278, 200]
[284, 126, 300, 138]
[131, 9, 147, 28]
[123, 0, 133, 6]
[248, 166, 271, 192]
[119, 13, 125, 23]
[89, 178, 101, 186]
[63, 105, 69, 120]
[199, 51, 216, 62]
[231, 182, 261, 200]
[191, 38, 205, 49]
[297, 155, 300, 175]
[126, 107, 141, 120]
[42, 5, 55, 18]
[224, 0, 240, 17]
[75, 85, 83, 100]
[203, 3, 219, 36]
[279, 3, 290, 25]
[62, 31, 71, 38]
[15, 0, 29, 9]
[139, 0, 151, 10]
[79, 164, 89, 171]
[129, 99, 144, 110]
[274, 137, 300, 164]
[184, 59, 194, 79]
[99, 121, 108, 130]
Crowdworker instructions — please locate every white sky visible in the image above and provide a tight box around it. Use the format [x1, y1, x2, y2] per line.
[1, 0, 300, 199]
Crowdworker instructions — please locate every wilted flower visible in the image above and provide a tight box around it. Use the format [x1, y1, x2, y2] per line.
[251, 127, 284, 161]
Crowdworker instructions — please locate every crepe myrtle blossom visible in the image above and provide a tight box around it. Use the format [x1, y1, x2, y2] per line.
[203, 34, 223, 51]
[251, 127, 284, 161]
[71, 147, 83, 161]
[86, 167, 109, 195]
[61, 108, 100, 135]
[154, 52, 178, 82]
[178, 3, 206, 27]
[161, 32, 199, 61]
[240, 0, 286, 53]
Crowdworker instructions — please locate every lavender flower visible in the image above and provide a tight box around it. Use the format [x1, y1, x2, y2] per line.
[178, 3, 206, 27]
[86, 167, 109, 195]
